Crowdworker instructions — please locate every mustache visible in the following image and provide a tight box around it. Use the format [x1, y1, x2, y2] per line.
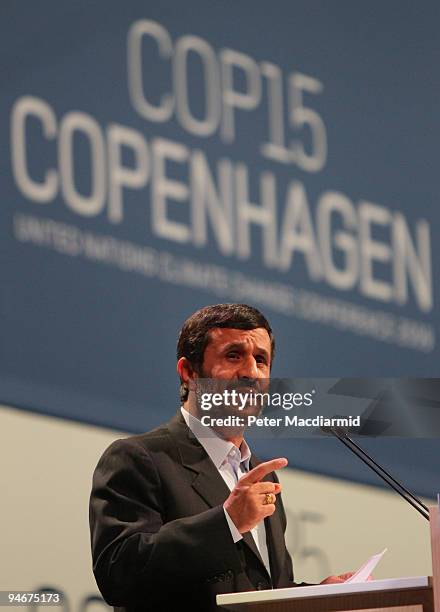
[197, 377, 267, 393]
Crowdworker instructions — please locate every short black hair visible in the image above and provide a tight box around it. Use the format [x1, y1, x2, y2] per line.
[176, 303, 275, 402]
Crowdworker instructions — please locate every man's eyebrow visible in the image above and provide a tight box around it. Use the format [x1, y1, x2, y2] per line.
[222, 342, 270, 358]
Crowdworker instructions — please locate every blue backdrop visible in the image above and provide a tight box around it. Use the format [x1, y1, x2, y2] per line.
[1, 0, 438, 498]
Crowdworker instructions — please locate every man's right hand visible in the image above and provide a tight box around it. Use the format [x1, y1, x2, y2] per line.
[224, 458, 288, 533]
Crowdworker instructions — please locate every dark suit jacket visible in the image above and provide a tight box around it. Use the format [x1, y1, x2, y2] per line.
[89, 410, 299, 611]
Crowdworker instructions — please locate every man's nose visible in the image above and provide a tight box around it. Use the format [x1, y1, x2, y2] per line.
[237, 356, 259, 379]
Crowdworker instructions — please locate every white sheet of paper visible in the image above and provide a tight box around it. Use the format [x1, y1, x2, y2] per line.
[345, 548, 388, 583]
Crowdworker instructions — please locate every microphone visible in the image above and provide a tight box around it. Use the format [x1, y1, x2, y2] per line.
[321, 424, 429, 521]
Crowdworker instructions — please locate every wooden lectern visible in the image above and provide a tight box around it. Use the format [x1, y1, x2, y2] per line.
[217, 506, 440, 612]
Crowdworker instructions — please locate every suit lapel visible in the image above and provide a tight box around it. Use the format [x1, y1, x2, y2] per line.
[167, 411, 268, 572]
[249, 454, 285, 586]
[167, 410, 230, 507]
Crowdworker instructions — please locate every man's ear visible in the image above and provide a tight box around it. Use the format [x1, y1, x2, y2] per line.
[177, 357, 196, 384]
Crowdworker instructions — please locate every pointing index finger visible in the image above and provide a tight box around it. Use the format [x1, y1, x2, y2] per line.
[240, 458, 288, 484]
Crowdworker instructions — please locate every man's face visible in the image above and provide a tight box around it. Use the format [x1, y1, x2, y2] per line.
[178, 325, 272, 416]
[196, 327, 272, 419]
[201, 327, 272, 381]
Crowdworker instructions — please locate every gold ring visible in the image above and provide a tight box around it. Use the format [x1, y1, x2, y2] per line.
[263, 493, 276, 505]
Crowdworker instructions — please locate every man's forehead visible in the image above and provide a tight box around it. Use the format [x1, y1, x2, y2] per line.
[206, 327, 271, 348]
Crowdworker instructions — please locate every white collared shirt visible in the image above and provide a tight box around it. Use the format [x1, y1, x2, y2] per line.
[180, 406, 271, 577]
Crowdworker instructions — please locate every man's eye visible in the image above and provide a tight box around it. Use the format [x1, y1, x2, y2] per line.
[227, 352, 240, 359]
[256, 356, 267, 365]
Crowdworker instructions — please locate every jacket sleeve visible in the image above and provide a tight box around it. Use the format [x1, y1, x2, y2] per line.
[89, 438, 243, 605]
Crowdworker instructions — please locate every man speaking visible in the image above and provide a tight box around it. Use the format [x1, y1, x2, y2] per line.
[89, 303, 351, 611]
